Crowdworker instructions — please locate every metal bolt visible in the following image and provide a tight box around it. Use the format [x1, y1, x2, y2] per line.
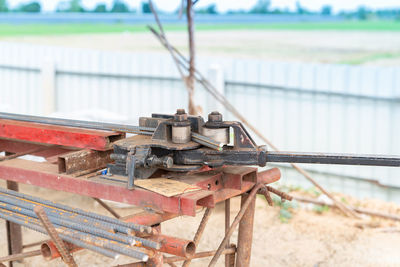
[208, 111, 223, 123]
[174, 109, 188, 122]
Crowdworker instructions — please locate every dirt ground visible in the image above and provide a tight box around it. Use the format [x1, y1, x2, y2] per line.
[2, 30, 400, 65]
[1, 179, 400, 267]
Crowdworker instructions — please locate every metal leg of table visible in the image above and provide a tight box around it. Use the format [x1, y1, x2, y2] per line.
[236, 193, 256, 267]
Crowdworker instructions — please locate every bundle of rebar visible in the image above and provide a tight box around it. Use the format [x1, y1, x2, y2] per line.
[0, 187, 159, 261]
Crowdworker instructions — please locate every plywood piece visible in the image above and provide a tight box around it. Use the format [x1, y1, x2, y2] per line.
[134, 178, 201, 197]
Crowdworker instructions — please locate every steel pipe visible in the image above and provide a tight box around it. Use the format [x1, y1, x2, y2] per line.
[149, 234, 196, 258]
[41, 241, 81, 261]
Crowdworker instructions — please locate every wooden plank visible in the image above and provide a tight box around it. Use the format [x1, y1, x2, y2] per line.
[135, 178, 201, 197]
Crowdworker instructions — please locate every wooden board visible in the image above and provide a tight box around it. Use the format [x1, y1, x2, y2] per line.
[134, 178, 201, 197]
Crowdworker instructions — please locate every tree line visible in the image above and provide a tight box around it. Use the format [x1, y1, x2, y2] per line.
[0, 0, 399, 20]
[0, 0, 134, 13]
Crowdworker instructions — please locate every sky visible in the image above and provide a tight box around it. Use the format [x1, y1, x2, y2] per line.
[7, 0, 400, 13]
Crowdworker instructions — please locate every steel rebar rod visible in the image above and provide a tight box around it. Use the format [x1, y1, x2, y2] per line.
[0, 200, 137, 246]
[93, 198, 121, 219]
[34, 206, 78, 267]
[164, 248, 237, 264]
[0, 208, 119, 259]
[0, 192, 126, 233]
[0, 187, 151, 234]
[224, 199, 231, 267]
[0, 208, 150, 261]
[0, 250, 41, 263]
[0, 195, 160, 249]
[22, 239, 50, 249]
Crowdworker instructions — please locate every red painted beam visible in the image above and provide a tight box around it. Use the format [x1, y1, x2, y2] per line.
[0, 159, 280, 216]
[0, 159, 213, 216]
[0, 119, 124, 151]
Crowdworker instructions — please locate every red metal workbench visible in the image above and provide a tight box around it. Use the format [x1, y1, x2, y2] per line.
[0, 118, 281, 266]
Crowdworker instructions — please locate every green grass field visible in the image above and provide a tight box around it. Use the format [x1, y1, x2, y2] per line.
[0, 20, 399, 37]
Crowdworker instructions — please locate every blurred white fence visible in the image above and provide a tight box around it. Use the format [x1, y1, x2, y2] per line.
[0, 42, 399, 201]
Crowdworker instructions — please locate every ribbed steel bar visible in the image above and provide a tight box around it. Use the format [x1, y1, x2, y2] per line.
[0, 187, 151, 234]
[0, 192, 130, 233]
[93, 198, 121, 219]
[0, 250, 41, 262]
[0, 208, 119, 259]
[0, 200, 136, 246]
[0, 208, 149, 261]
[191, 132, 223, 151]
[34, 206, 78, 267]
[0, 194, 160, 249]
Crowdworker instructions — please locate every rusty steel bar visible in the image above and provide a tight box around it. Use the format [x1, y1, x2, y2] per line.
[182, 207, 213, 267]
[258, 187, 273, 206]
[0, 192, 132, 235]
[226, 244, 236, 267]
[208, 183, 263, 267]
[22, 239, 50, 249]
[0, 186, 151, 234]
[0, 199, 138, 246]
[266, 186, 293, 201]
[34, 206, 78, 267]
[0, 147, 51, 162]
[0, 249, 41, 263]
[5, 180, 23, 267]
[0, 208, 119, 259]
[236, 192, 256, 267]
[224, 199, 232, 267]
[93, 198, 121, 219]
[164, 247, 237, 264]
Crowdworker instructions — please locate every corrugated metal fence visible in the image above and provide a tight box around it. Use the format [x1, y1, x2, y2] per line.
[0, 42, 399, 201]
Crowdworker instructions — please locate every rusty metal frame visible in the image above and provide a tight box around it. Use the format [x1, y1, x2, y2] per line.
[0, 121, 282, 267]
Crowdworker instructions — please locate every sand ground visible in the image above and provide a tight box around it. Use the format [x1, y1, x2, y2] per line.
[1, 180, 399, 267]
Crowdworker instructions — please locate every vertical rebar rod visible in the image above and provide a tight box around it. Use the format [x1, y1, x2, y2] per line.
[208, 184, 262, 267]
[186, 0, 196, 115]
[224, 199, 232, 267]
[182, 207, 213, 267]
[236, 193, 256, 267]
[6, 180, 22, 267]
[34, 206, 78, 267]
[93, 198, 121, 219]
